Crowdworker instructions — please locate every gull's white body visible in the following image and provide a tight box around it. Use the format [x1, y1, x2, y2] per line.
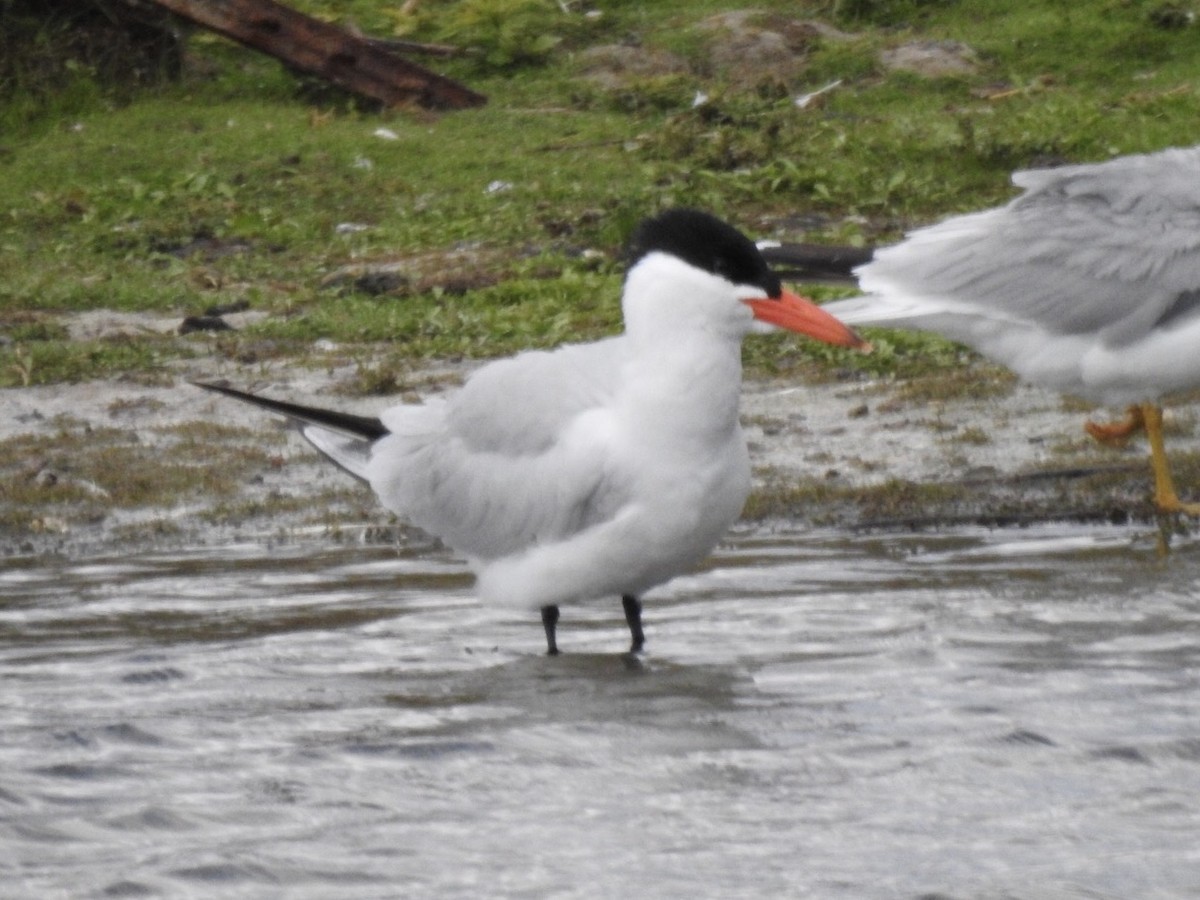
[823, 146, 1200, 407]
[309, 254, 758, 612]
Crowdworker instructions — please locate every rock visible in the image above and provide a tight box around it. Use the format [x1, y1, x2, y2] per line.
[179, 315, 233, 335]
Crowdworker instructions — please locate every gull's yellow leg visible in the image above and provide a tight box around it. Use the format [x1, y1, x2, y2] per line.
[1142, 403, 1200, 516]
[1085, 405, 1145, 446]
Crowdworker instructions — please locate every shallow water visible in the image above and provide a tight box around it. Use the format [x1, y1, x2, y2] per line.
[3, 523, 1200, 899]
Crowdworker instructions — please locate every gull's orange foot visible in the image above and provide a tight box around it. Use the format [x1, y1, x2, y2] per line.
[1139, 403, 1200, 516]
[1085, 405, 1146, 447]
[1153, 495, 1200, 517]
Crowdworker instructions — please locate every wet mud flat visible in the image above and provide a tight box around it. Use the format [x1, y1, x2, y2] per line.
[2, 356, 1198, 558]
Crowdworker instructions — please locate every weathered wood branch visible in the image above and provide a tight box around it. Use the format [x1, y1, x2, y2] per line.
[145, 0, 485, 109]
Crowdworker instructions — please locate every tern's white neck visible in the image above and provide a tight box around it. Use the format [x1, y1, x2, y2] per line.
[622, 252, 757, 347]
[618, 254, 750, 446]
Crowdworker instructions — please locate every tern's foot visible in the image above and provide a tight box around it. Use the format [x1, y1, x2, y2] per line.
[541, 604, 560, 656]
[621, 595, 645, 654]
[1085, 405, 1146, 446]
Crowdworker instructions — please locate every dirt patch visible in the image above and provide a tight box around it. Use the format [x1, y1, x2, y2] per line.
[320, 244, 513, 297]
[696, 11, 815, 83]
[62, 309, 270, 342]
[579, 12, 857, 93]
[576, 45, 691, 91]
[880, 40, 979, 78]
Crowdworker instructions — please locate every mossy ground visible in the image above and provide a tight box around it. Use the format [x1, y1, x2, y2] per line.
[6, 0, 1200, 387]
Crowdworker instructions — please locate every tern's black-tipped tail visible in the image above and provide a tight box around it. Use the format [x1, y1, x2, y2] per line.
[192, 380, 388, 441]
[193, 380, 387, 483]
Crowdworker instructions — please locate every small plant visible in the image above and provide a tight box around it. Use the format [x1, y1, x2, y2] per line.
[8, 344, 33, 386]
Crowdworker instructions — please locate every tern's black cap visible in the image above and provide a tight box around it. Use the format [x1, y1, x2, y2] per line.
[627, 208, 782, 299]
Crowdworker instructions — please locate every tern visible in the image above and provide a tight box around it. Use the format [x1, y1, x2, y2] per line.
[809, 146, 1200, 515]
[197, 209, 865, 654]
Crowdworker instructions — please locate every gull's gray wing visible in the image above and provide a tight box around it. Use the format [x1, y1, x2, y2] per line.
[853, 146, 1200, 345]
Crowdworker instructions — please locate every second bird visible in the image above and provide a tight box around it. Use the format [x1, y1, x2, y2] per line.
[813, 146, 1200, 515]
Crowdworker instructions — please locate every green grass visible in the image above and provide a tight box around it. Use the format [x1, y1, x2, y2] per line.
[3, 0, 1200, 387]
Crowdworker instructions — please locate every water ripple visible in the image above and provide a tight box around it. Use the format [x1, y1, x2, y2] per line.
[1, 524, 1199, 898]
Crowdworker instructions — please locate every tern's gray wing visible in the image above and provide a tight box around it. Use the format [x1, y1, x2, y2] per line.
[444, 338, 627, 455]
[366, 338, 633, 561]
[855, 146, 1200, 346]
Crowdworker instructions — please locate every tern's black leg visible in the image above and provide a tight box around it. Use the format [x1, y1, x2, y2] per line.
[622, 595, 645, 653]
[541, 604, 560, 656]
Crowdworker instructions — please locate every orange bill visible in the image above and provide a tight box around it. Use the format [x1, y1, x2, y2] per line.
[744, 289, 868, 349]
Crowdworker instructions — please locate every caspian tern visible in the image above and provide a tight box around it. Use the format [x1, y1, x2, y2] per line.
[813, 146, 1200, 514]
[197, 209, 865, 654]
